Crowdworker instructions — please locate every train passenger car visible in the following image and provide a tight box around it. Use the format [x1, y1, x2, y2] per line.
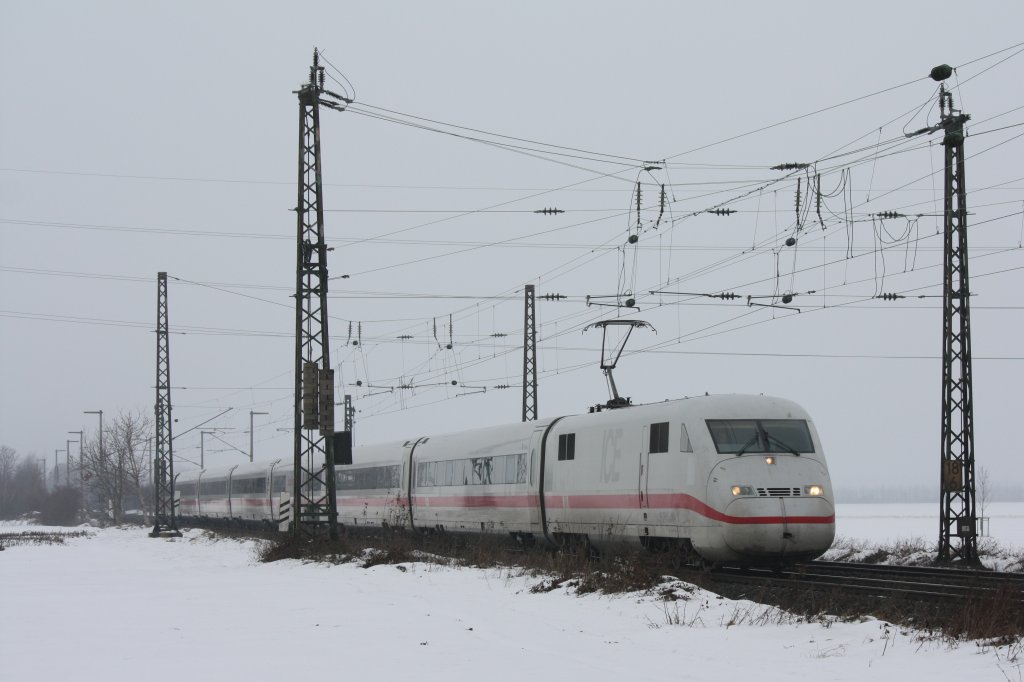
[334, 442, 408, 528]
[176, 460, 288, 525]
[407, 421, 543, 537]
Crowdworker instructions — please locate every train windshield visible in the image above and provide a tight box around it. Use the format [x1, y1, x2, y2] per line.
[706, 419, 815, 454]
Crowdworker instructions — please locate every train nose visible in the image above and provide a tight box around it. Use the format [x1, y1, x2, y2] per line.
[721, 496, 835, 560]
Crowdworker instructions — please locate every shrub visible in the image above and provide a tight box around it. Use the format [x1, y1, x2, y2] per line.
[38, 487, 82, 526]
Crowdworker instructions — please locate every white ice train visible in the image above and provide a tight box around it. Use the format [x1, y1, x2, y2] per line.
[176, 394, 835, 563]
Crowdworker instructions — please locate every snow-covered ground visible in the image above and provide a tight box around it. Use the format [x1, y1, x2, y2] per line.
[837, 502, 1024, 548]
[2, 506, 1022, 682]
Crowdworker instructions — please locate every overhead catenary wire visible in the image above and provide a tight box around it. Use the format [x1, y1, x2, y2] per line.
[11, 43, 1024, 426]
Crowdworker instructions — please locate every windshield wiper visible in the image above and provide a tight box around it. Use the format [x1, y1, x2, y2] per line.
[734, 433, 761, 456]
[765, 433, 801, 456]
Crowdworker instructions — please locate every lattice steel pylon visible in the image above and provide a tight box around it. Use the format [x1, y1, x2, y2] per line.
[151, 272, 180, 537]
[522, 284, 538, 421]
[292, 50, 349, 538]
[936, 82, 979, 564]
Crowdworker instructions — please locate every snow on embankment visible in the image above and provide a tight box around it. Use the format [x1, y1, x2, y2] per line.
[0, 526, 1020, 682]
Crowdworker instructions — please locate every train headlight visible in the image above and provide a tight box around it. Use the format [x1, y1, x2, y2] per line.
[731, 485, 754, 497]
[764, 456, 775, 465]
[805, 484, 825, 497]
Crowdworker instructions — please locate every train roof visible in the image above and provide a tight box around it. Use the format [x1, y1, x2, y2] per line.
[179, 394, 812, 477]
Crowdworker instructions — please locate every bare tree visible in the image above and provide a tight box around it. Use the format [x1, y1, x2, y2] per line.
[6, 455, 45, 518]
[0, 445, 20, 518]
[81, 409, 153, 523]
[113, 410, 154, 525]
[978, 465, 991, 536]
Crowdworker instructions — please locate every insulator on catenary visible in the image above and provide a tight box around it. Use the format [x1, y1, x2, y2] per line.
[795, 177, 802, 227]
[876, 293, 906, 300]
[494, 384, 511, 390]
[533, 207, 564, 215]
[706, 208, 736, 216]
[541, 293, 566, 301]
[876, 211, 905, 219]
[770, 162, 810, 171]
[634, 182, 642, 228]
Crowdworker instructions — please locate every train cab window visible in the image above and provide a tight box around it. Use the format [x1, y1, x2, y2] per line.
[760, 420, 814, 453]
[557, 433, 575, 461]
[649, 422, 669, 454]
[679, 424, 693, 453]
[706, 419, 814, 454]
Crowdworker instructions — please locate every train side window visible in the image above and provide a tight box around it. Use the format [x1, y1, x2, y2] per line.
[650, 422, 669, 454]
[389, 465, 398, 488]
[272, 475, 287, 493]
[415, 462, 430, 487]
[233, 477, 266, 494]
[679, 423, 693, 452]
[199, 479, 226, 496]
[558, 433, 575, 461]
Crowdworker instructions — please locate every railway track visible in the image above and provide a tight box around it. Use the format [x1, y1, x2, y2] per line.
[703, 560, 1024, 603]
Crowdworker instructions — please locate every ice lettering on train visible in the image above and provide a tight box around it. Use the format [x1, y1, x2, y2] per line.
[601, 428, 623, 483]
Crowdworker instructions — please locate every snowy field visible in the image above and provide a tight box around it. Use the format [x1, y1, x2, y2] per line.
[2, 505, 1022, 682]
[837, 502, 1024, 549]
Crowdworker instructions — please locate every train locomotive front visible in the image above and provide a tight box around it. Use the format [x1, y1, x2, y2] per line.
[687, 395, 835, 562]
[540, 394, 835, 564]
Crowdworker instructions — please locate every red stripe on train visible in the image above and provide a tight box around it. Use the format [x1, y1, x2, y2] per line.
[410, 492, 833, 525]
[185, 492, 834, 526]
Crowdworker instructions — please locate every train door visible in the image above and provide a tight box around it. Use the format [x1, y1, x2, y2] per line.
[267, 460, 281, 522]
[226, 464, 239, 519]
[639, 425, 650, 508]
[196, 471, 205, 516]
[529, 426, 548, 488]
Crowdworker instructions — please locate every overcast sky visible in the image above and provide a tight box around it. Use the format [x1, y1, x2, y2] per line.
[2, 1, 1023, 496]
